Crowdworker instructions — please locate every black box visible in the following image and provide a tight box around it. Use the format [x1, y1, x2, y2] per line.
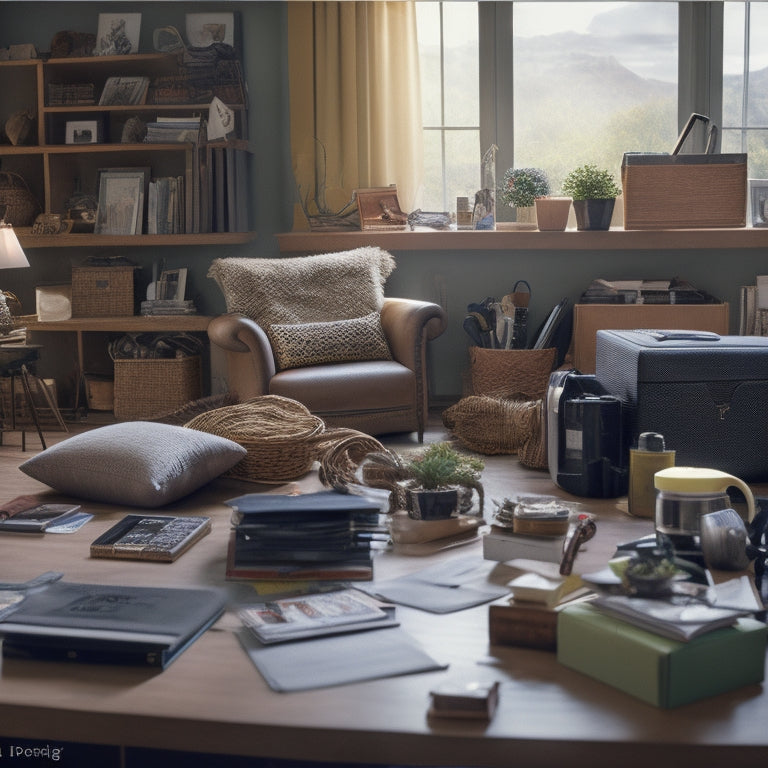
[595, 330, 768, 481]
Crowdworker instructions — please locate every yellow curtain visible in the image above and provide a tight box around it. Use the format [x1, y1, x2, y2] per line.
[288, 2, 423, 230]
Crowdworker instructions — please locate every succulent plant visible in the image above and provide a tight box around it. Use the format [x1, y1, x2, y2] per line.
[562, 164, 621, 200]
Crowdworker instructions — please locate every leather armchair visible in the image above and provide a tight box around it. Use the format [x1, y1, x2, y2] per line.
[208, 298, 448, 441]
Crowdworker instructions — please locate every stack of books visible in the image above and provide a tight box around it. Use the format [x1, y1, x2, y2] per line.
[225, 490, 388, 582]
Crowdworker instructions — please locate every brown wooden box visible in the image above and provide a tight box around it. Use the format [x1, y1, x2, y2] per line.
[71, 266, 135, 317]
[113, 355, 201, 420]
[572, 302, 730, 374]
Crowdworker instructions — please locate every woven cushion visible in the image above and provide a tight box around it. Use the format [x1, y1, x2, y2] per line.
[267, 312, 392, 371]
[207, 247, 396, 326]
[19, 422, 247, 508]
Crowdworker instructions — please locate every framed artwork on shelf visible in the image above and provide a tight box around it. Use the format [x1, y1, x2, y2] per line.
[185, 13, 235, 47]
[94, 167, 150, 236]
[157, 268, 188, 301]
[749, 179, 768, 228]
[354, 186, 408, 231]
[65, 120, 102, 145]
[96, 13, 141, 56]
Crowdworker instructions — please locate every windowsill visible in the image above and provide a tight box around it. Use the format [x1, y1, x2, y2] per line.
[276, 225, 768, 252]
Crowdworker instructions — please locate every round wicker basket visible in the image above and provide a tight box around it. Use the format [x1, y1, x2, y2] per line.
[0, 172, 41, 227]
[184, 395, 326, 483]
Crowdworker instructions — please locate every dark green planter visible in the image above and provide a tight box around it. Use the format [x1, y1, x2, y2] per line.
[407, 487, 459, 520]
[572, 198, 616, 231]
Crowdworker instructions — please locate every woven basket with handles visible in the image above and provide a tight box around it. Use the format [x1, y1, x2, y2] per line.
[0, 172, 40, 227]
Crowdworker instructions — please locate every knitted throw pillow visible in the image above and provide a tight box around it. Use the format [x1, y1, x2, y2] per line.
[267, 312, 392, 371]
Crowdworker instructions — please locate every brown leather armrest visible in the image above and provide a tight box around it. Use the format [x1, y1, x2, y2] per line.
[380, 298, 448, 370]
[207, 313, 276, 396]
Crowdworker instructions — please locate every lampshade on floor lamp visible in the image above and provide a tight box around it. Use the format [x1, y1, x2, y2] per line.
[0, 210, 30, 334]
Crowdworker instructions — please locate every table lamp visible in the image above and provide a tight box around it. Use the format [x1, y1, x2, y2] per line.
[0, 206, 30, 334]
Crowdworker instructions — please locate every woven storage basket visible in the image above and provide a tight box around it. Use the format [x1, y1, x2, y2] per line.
[72, 266, 135, 317]
[113, 355, 201, 420]
[442, 396, 541, 456]
[0, 172, 40, 227]
[468, 346, 556, 400]
[621, 153, 747, 229]
[184, 395, 326, 483]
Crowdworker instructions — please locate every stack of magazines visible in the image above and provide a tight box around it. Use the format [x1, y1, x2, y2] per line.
[580, 277, 720, 305]
[225, 490, 389, 582]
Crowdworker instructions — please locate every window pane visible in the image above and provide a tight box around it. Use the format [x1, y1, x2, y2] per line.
[513, 2, 678, 192]
[416, 2, 442, 127]
[445, 130, 481, 209]
[443, 3, 479, 127]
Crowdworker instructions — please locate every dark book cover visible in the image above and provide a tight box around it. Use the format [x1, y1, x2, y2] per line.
[0, 581, 225, 668]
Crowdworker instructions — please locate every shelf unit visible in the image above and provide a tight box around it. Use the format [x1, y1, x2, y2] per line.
[0, 53, 252, 245]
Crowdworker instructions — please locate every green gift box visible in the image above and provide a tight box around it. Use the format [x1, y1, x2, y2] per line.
[557, 602, 767, 708]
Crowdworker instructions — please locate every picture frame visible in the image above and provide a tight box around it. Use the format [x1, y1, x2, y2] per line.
[65, 120, 101, 145]
[749, 179, 768, 228]
[96, 13, 141, 56]
[99, 76, 149, 107]
[354, 186, 408, 231]
[157, 268, 188, 301]
[185, 13, 235, 48]
[94, 167, 150, 236]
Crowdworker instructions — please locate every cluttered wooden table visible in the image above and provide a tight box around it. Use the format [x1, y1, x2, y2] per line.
[0, 450, 766, 768]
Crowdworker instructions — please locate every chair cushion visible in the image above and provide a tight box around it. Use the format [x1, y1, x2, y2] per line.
[270, 360, 415, 415]
[19, 422, 247, 508]
[267, 312, 393, 371]
[207, 247, 396, 325]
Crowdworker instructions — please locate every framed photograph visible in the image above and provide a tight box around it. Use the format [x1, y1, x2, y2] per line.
[99, 76, 149, 107]
[749, 179, 768, 227]
[186, 13, 235, 47]
[354, 186, 408, 231]
[96, 13, 141, 56]
[157, 268, 188, 301]
[65, 120, 101, 145]
[94, 167, 150, 236]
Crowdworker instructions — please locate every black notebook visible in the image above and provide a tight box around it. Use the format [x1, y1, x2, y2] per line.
[0, 581, 225, 668]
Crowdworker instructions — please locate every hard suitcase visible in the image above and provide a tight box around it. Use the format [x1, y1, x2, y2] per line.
[595, 330, 768, 481]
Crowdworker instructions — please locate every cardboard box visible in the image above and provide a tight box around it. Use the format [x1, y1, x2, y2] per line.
[557, 602, 767, 708]
[572, 302, 729, 373]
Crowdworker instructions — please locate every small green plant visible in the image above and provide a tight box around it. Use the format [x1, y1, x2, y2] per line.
[499, 167, 551, 209]
[405, 442, 484, 490]
[561, 164, 621, 200]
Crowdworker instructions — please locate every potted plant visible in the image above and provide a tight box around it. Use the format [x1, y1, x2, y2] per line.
[561, 164, 622, 231]
[403, 442, 484, 520]
[499, 167, 550, 225]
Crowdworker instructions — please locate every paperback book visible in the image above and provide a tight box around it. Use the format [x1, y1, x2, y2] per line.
[238, 588, 397, 644]
[0, 501, 82, 533]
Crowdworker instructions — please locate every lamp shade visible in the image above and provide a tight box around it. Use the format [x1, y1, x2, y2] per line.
[0, 225, 29, 269]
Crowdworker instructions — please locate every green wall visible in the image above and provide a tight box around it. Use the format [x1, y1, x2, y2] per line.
[1, 3, 766, 400]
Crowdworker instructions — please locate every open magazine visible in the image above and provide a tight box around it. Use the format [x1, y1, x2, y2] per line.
[238, 588, 398, 644]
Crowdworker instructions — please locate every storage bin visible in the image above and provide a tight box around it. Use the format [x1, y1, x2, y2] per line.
[84, 374, 114, 412]
[622, 152, 747, 229]
[113, 355, 201, 420]
[71, 266, 135, 317]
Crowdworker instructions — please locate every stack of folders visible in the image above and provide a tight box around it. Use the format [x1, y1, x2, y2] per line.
[225, 490, 389, 582]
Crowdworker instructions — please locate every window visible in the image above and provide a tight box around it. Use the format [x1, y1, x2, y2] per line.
[722, 2, 768, 178]
[416, 2, 480, 212]
[418, 2, 684, 216]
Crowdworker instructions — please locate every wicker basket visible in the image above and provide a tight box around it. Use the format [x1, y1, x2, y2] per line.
[467, 346, 556, 400]
[0, 172, 40, 227]
[113, 356, 201, 420]
[72, 266, 135, 317]
[184, 395, 326, 483]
